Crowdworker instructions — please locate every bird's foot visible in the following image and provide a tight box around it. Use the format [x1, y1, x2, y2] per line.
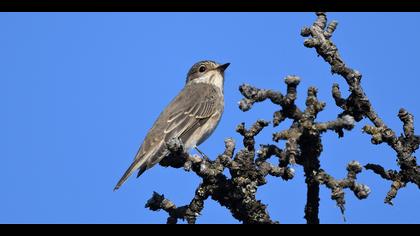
[194, 146, 210, 162]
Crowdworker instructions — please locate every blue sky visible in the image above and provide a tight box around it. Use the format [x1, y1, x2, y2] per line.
[1, 13, 419, 224]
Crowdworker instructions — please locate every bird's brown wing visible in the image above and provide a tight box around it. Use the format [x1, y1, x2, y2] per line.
[114, 83, 221, 190]
[164, 83, 220, 142]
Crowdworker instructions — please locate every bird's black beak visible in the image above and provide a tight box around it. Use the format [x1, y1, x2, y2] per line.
[218, 63, 230, 72]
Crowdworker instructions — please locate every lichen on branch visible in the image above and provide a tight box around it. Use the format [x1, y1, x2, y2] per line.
[302, 12, 420, 205]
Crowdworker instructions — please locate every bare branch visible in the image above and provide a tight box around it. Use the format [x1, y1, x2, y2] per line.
[315, 161, 370, 219]
[150, 124, 278, 224]
[302, 12, 420, 205]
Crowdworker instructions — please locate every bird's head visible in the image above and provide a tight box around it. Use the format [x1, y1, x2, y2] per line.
[186, 60, 230, 87]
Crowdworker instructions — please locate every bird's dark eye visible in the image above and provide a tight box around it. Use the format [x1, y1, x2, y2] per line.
[199, 66, 206, 73]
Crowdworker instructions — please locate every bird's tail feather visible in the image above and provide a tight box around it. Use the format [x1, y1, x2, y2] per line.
[114, 140, 168, 191]
[114, 157, 148, 191]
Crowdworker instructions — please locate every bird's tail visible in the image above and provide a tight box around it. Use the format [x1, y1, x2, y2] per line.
[114, 157, 148, 191]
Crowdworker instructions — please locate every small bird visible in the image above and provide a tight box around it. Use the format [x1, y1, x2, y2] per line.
[114, 60, 230, 190]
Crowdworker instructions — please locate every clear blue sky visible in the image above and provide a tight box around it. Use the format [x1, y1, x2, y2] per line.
[1, 13, 419, 224]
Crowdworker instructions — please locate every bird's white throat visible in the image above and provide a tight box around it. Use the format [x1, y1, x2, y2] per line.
[191, 70, 224, 92]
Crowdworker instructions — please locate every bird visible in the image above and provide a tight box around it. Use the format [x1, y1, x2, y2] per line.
[114, 60, 230, 191]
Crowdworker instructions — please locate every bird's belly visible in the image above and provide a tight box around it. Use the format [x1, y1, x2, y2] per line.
[185, 109, 223, 149]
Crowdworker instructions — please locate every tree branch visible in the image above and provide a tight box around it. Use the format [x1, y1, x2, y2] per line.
[147, 122, 278, 224]
[143, 12, 417, 224]
[301, 12, 420, 205]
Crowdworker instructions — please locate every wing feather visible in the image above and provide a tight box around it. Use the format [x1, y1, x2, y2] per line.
[164, 83, 220, 145]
